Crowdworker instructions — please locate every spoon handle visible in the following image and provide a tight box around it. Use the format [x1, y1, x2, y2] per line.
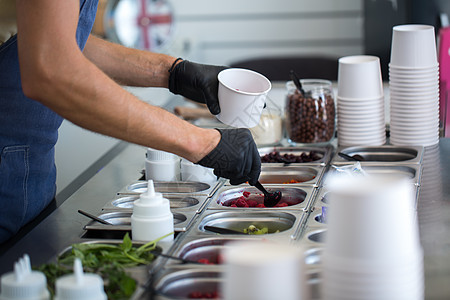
[253, 181, 269, 196]
[78, 209, 113, 225]
[289, 70, 306, 96]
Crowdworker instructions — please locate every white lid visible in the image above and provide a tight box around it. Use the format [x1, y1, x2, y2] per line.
[54, 259, 106, 300]
[146, 148, 178, 161]
[0, 254, 50, 300]
[133, 180, 171, 218]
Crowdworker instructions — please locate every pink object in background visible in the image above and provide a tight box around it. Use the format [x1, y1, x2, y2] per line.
[439, 26, 450, 137]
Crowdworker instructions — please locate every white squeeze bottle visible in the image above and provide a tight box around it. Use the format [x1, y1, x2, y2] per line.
[131, 180, 174, 242]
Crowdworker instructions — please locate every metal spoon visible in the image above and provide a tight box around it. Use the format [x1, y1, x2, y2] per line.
[253, 181, 282, 207]
[78, 209, 113, 225]
[149, 250, 205, 265]
[204, 225, 246, 235]
[338, 152, 364, 161]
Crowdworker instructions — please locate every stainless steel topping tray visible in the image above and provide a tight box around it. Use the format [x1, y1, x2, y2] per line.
[83, 210, 197, 232]
[166, 236, 256, 268]
[259, 145, 334, 166]
[324, 163, 422, 187]
[224, 165, 325, 187]
[331, 145, 424, 165]
[153, 269, 222, 299]
[102, 193, 209, 214]
[152, 267, 320, 300]
[207, 185, 315, 211]
[116, 180, 219, 197]
[188, 210, 306, 241]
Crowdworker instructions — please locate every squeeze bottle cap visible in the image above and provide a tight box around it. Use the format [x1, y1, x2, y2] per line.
[0, 254, 50, 300]
[54, 258, 106, 300]
[133, 180, 171, 218]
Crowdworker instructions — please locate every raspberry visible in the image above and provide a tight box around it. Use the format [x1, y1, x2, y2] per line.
[247, 200, 258, 207]
[197, 258, 211, 264]
[243, 191, 251, 198]
[230, 204, 237, 207]
[236, 198, 247, 207]
[189, 291, 203, 298]
[256, 203, 265, 208]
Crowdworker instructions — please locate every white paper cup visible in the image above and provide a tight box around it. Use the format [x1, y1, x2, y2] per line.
[390, 24, 437, 68]
[338, 55, 383, 99]
[221, 241, 306, 300]
[216, 68, 271, 128]
[324, 175, 420, 261]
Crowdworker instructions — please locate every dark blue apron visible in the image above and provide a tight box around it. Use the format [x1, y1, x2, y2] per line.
[0, 0, 98, 243]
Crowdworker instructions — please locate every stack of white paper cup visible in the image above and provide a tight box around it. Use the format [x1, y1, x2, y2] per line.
[337, 55, 386, 146]
[221, 241, 308, 300]
[322, 175, 424, 300]
[389, 24, 440, 146]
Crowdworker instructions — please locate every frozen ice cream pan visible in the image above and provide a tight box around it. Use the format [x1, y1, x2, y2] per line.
[83, 210, 195, 232]
[332, 145, 423, 165]
[207, 185, 314, 210]
[102, 194, 208, 213]
[118, 181, 216, 196]
[259, 145, 333, 166]
[189, 210, 303, 240]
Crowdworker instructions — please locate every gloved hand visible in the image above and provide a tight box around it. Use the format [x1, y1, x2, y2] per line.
[196, 128, 261, 185]
[168, 59, 228, 115]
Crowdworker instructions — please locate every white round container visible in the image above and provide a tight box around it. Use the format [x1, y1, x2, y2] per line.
[180, 159, 216, 183]
[145, 148, 180, 181]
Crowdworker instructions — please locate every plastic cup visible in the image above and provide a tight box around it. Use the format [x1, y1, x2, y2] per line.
[221, 241, 306, 300]
[390, 24, 437, 68]
[338, 55, 383, 99]
[324, 175, 420, 261]
[216, 68, 271, 128]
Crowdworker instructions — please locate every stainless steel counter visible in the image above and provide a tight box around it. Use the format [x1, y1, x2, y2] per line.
[1, 139, 450, 299]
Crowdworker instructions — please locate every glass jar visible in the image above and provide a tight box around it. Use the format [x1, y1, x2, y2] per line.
[250, 105, 283, 147]
[285, 79, 335, 144]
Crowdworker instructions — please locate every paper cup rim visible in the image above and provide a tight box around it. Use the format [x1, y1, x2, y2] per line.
[218, 68, 272, 96]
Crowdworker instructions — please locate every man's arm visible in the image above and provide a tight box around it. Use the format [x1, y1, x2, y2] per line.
[15, 0, 219, 163]
[83, 34, 173, 87]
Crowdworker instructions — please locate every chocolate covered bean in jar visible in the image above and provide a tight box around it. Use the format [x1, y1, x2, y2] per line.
[285, 79, 335, 144]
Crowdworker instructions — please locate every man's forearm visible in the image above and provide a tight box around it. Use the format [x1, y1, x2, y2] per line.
[83, 34, 177, 87]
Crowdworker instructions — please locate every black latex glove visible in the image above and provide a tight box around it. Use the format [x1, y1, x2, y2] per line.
[168, 60, 228, 115]
[196, 128, 261, 185]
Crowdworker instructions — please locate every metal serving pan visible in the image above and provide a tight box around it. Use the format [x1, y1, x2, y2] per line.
[117, 180, 220, 197]
[224, 165, 325, 187]
[152, 264, 320, 300]
[102, 193, 209, 214]
[166, 236, 257, 268]
[259, 145, 334, 166]
[83, 210, 197, 232]
[187, 210, 306, 242]
[324, 163, 422, 186]
[331, 145, 424, 165]
[153, 269, 222, 299]
[207, 185, 314, 211]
